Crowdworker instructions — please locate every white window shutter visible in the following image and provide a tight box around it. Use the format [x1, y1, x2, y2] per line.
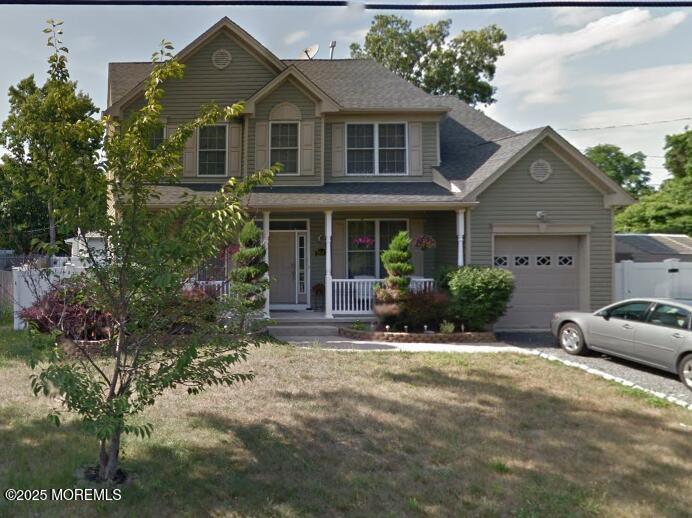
[408, 122, 423, 176]
[301, 120, 315, 175]
[331, 123, 345, 177]
[229, 122, 242, 177]
[255, 121, 269, 170]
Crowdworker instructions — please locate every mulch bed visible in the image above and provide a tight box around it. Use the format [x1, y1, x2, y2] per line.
[338, 327, 496, 343]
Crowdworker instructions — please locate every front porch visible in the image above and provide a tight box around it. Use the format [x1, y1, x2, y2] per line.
[254, 207, 468, 317]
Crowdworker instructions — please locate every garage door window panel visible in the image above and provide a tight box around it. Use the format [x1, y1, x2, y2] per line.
[494, 256, 508, 267]
[513, 256, 530, 267]
[558, 255, 575, 267]
[536, 256, 552, 267]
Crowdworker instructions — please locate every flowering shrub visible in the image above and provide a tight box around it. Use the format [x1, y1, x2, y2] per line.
[413, 234, 436, 251]
[351, 235, 375, 248]
[402, 290, 449, 331]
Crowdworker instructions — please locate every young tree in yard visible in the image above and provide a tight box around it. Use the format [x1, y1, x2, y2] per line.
[616, 128, 692, 235]
[350, 15, 506, 106]
[585, 144, 653, 199]
[0, 20, 103, 253]
[25, 30, 277, 482]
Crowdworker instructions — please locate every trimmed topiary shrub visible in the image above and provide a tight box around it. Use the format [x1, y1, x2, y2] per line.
[229, 222, 269, 328]
[446, 266, 514, 331]
[374, 230, 414, 329]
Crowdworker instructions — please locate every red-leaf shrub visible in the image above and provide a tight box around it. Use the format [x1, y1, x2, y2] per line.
[402, 290, 449, 332]
[20, 279, 113, 340]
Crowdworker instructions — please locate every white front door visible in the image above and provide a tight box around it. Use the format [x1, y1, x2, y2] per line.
[269, 232, 296, 304]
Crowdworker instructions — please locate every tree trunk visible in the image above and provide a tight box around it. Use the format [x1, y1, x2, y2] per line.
[98, 430, 122, 481]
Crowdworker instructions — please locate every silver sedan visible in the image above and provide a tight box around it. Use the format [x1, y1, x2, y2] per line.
[551, 298, 692, 390]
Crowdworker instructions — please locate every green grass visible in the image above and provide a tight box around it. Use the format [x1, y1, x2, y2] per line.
[611, 382, 672, 408]
[0, 326, 690, 517]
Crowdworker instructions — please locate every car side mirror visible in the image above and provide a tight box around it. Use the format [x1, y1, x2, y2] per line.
[599, 310, 610, 320]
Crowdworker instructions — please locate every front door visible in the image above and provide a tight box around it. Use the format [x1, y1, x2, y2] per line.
[269, 232, 296, 304]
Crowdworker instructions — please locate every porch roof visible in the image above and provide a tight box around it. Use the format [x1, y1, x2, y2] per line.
[245, 182, 467, 209]
[147, 182, 469, 210]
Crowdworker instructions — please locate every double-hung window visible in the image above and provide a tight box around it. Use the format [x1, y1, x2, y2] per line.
[148, 124, 165, 151]
[198, 125, 227, 176]
[346, 123, 407, 176]
[270, 122, 299, 175]
[347, 219, 408, 278]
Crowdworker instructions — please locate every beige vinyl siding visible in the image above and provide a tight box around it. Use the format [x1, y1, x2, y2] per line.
[248, 81, 322, 186]
[469, 143, 613, 310]
[324, 120, 439, 182]
[425, 211, 457, 278]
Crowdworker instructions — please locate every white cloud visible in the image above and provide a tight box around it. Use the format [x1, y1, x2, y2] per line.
[495, 9, 687, 106]
[284, 30, 308, 45]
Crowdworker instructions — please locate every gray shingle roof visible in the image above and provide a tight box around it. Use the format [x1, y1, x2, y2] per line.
[434, 96, 545, 191]
[284, 59, 444, 110]
[616, 234, 692, 256]
[108, 62, 153, 106]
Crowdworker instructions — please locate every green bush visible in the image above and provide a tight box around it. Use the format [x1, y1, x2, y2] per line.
[229, 222, 269, 324]
[402, 290, 449, 332]
[439, 320, 455, 334]
[374, 231, 414, 328]
[445, 266, 514, 331]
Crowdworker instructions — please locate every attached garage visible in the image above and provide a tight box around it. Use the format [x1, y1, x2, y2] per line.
[493, 235, 585, 330]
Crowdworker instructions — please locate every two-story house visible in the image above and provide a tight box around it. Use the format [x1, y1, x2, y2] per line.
[105, 17, 633, 330]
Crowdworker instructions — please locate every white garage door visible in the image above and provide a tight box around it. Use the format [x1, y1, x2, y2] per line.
[494, 236, 580, 330]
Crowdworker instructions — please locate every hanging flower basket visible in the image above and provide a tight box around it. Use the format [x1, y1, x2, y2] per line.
[413, 234, 436, 251]
[351, 235, 375, 249]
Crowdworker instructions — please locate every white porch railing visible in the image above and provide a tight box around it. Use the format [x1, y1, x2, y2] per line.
[332, 278, 435, 315]
[187, 280, 230, 299]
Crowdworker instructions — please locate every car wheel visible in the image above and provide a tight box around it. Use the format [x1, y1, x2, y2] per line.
[559, 322, 587, 355]
[678, 354, 692, 390]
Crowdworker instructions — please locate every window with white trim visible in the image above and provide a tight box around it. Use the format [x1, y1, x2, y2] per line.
[347, 219, 408, 278]
[346, 123, 407, 176]
[148, 124, 165, 151]
[270, 122, 299, 175]
[198, 125, 227, 176]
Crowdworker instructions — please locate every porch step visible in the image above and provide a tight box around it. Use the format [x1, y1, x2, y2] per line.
[268, 325, 341, 338]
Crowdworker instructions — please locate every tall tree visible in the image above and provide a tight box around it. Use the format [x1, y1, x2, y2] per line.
[663, 127, 692, 179]
[615, 127, 692, 235]
[24, 28, 278, 482]
[350, 15, 506, 106]
[585, 144, 653, 198]
[0, 19, 103, 253]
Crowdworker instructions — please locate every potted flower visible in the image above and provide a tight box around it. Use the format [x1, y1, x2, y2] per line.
[351, 235, 375, 249]
[413, 234, 436, 251]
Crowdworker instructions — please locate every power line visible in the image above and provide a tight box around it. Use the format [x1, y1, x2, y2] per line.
[558, 116, 692, 132]
[2, 0, 692, 7]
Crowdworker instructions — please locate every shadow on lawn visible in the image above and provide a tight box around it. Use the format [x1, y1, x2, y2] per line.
[1, 364, 690, 516]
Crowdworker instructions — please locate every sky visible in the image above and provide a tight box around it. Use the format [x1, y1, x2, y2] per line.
[1, 3, 691, 185]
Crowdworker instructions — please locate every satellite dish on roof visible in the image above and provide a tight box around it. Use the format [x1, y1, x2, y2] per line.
[299, 44, 319, 60]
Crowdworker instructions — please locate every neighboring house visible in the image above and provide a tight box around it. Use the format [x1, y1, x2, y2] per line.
[616, 234, 692, 263]
[105, 17, 633, 330]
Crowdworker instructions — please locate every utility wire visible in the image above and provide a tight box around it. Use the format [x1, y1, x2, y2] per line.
[3, 0, 692, 7]
[558, 116, 692, 132]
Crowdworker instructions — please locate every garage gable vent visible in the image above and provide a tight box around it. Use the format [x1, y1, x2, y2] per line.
[529, 159, 552, 183]
[212, 49, 232, 70]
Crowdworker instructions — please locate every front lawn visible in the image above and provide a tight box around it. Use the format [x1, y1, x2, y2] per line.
[1, 325, 690, 517]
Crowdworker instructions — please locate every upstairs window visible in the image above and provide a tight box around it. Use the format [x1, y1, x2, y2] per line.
[198, 125, 227, 176]
[270, 123, 299, 175]
[148, 124, 165, 151]
[346, 123, 407, 176]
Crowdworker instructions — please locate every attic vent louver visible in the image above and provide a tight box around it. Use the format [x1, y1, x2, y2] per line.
[529, 159, 552, 183]
[212, 49, 232, 70]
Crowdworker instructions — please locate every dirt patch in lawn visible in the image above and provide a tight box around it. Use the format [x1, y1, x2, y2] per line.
[1, 326, 690, 517]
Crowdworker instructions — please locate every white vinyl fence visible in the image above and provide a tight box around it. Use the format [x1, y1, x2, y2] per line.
[614, 259, 692, 301]
[12, 264, 86, 330]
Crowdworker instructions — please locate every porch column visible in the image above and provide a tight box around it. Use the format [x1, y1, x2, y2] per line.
[456, 208, 466, 267]
[263, 211, 270, 317]
[324, 210, 334, 318]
